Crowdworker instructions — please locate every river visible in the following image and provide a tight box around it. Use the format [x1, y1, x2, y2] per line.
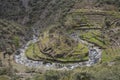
[14, 33, 102, 70]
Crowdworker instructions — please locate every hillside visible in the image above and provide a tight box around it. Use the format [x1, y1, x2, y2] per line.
[0, 0, 75, 32]
[0, 0, 120, 80]
[0, 19, 31, 56]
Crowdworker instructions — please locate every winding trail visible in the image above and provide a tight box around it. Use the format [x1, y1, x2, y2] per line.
[14, 33, 102, 70]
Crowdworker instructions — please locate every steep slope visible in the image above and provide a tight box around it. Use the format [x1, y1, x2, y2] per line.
[0, 0, 76, 56]
[0, 19, 31, 56]
[0, 0, 119, 64]
[0, 0, 75, 32]
[0, 0, 120, 80]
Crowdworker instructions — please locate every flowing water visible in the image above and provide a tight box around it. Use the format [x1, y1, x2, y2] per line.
[14, 33, 102, 70]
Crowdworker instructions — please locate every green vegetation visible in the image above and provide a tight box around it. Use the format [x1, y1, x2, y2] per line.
[63, 6, 120, 64]
[25, 26, 89, 62]
[96, 0, 120, 8]
[79, 30, 109, 48]
[12, 36, 20, 48]
[28, 63, 120, 80]
[0, 0, 120, 80]
[25, 3, 120, 63]
[71, 9, 120, 19]
[25, 43, 47, 60]
[102, 47, 120, 62]
[0, 19, 30, 56]
[64, 13, 91, 29]
[0, 76, 10, 80]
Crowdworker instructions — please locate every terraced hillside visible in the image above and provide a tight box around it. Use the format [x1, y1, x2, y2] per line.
[64, 8, 120, 62]
[25, 26, 89, 62]
[25, 8, 120, 63]
[0, 0, 120, 80]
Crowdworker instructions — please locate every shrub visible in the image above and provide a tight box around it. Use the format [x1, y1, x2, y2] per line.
[72, 72, 93, 80]
[44, 70, 60, 80]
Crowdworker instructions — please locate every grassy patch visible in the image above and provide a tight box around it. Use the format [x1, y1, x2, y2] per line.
[102, 47, 120, 62]
[72, 9, 120, 18]
[74, 43, 88, 54]
[25, 43, 49, 60]
[79, 30, 109, 48]
[25, 41, 89, 62]
[0, 76, 10, 80]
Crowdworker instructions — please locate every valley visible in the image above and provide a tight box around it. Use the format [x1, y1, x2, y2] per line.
[0, 0, 120, 80]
